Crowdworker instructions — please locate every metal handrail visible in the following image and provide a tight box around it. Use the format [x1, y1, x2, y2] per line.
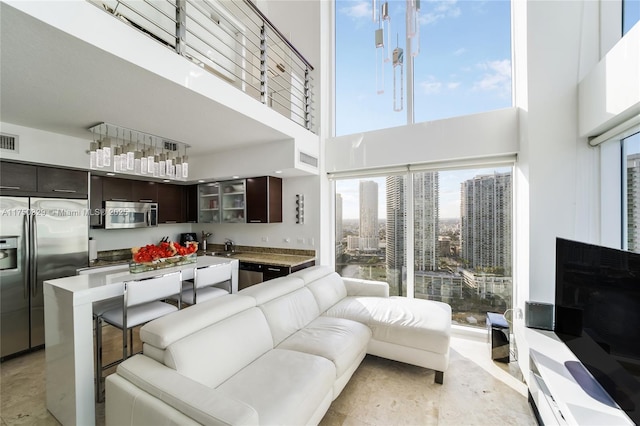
[88, 0, 315, 133]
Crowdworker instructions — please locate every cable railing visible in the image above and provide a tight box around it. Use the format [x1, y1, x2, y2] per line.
[89, 0, 315, 133]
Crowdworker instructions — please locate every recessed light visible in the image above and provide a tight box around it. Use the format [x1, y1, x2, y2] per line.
[106, 173, 115, 176]
[198, 180, 205, 183]
[232, 175, 240, 179]
[163, 179, 170, 183]
[274, 170, 283, 174]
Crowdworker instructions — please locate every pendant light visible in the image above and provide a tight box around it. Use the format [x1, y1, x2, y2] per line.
[146, 136, 155, 174]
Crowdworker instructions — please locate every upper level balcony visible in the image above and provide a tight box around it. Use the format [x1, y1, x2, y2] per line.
[0, 0, 320, 180]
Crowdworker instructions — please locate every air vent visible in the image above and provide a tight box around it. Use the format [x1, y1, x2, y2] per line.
[0, 133, 18, 152]
[163, 141, 178, 151]
[299, 152, 318, 168]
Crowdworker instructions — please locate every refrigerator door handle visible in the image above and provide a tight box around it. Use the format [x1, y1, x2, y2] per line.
[31, 214, 38, 297]
[23, 213, 30, 300]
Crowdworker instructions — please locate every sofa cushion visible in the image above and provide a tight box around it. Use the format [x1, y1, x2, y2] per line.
[238, 275, 304, 305]
[325, 296, 451, 355]
[306, 272, 348, 313]
[289, 265, 334, 284]
[140, 294, 256, 350]
[277, 316, 371, 378]
[216, 348, 335, 426]
[164, 307, 273, 388]
[259, 287, 320, 346]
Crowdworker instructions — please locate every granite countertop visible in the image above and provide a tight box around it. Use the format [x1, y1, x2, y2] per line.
[87, 245, 316, 270]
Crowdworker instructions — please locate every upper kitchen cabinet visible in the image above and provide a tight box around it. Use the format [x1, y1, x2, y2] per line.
[0, 161, 87, 198]
[90, 175, 103, 228]
[198, 183, 221, 223]
[131, 180, 158, 203]
[102, 176, 132, 201]
[220, 180, 245, 223]
[157, 184, 185, 224]
[37, 167, 88, 197]
[186, 185, 198, 223]
[0, 162, 37, 193]
[246, 176, 282, 223]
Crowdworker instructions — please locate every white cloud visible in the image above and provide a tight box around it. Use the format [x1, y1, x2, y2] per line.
[420, 0, 461, 25]
[472, 59, 511, 95]
[453, 48, 466, 56]
[419, 75, 461, 94]
[340, 1, 372, 19]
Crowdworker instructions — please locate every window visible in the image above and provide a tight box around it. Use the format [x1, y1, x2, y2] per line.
[623, 0, 640, 36]
[624, 131, 640, 252]
[334, 0, 512, 136]
[334, 165, 513, 328]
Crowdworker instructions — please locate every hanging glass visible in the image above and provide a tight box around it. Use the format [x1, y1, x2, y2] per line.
[113, 145, 122, 172]
[407, 0, 420, 57]
[381, 2, 391, 63]
[375, 28, 385, 94]
[147, 137, 155, 174]
[89, 141, 97, 169]
[182, 145, 189, 179]
[393, 46, 404, 112]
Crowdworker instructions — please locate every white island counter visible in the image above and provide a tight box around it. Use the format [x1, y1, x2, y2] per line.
[43, 256, 238, 426]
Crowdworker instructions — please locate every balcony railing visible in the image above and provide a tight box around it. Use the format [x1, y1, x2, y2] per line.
[89, 0, 315, 132]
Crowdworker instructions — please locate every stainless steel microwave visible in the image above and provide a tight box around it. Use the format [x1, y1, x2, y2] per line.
[104, 201, 158, 229]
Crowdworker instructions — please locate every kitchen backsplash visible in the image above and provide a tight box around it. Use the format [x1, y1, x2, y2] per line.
[89, 223, 193, 252]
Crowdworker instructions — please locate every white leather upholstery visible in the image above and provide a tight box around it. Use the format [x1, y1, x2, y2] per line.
[216, 348, 335, 426]
[107, 266, 452, 426]
[102, 301, 178, 328]
[180, 285, 228, 305]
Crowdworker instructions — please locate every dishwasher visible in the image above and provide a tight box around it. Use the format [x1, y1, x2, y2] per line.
[238, 262, 263, 290]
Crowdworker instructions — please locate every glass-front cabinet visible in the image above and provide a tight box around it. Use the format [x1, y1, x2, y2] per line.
[221, 179, 246, 223]
[198, 183, 220, 223]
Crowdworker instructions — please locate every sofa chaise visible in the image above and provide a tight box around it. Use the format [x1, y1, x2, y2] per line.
[105, 265, 452, 425]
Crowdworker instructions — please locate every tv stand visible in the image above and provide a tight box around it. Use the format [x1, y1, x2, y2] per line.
[525, 328, 634, 425]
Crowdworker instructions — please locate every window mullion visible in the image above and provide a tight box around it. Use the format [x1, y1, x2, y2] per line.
[406, 171, 415, 298]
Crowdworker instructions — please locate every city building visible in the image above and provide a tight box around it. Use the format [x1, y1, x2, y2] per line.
[414, 172, 439, 272]
[385, 176, 406, 295]
[628, 153, 640, 252]
[461, 172, 513, 274]
[358, 180, 379, 251]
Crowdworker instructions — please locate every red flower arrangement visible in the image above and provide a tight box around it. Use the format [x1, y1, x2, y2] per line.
[131, 241, 198, 264]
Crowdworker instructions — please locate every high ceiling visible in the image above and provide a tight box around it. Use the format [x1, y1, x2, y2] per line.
[0, 2, 294, 155]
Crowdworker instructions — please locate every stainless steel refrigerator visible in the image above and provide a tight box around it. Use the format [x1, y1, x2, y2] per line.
[0, 196, 88, 360]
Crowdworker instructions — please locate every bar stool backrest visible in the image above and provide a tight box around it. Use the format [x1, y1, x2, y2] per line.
[194, 263, 232, 290]
[125, 271, 182, 308]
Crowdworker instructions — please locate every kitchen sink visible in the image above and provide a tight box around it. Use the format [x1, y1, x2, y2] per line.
[205, 251, 240, 258]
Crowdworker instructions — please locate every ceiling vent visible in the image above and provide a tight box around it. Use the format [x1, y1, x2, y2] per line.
[163, 141, 178, 151]
[299, 152, 318, 168]
[0, 133, 18, 153]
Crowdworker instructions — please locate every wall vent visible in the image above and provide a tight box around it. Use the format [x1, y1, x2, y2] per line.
[299, 152, 318, 168]
[0, 133, 18, 153]
[163, 141, 178, 151]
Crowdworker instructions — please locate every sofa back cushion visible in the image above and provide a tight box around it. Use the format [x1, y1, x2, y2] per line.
[289, 265, 334, 284]
[259, 287, 320, 346]
[163, 307, 273, 388]
[238, 275, 304, 305]
[305, 272, 347, 313]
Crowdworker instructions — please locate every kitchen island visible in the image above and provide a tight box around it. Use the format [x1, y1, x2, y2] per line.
[43, 256, 238, 426]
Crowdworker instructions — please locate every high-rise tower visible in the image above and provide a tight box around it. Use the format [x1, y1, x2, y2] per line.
[460, 172, 512, 274]
[359, 180, 379, 251]
[627, 153, 640, 252]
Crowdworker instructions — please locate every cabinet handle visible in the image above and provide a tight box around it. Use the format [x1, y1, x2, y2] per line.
[53, 189, 77, 193]
[267, 267, 281, 272]
[139, 199, 153, 202]
[110, 198, 127, 201]
[164, 221, 177, 224]
[0, 185, 20, 190]
[249, 220, 262, 223]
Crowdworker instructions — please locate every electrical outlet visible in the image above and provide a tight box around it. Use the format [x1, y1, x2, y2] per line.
[262, 236, 269, 242]
[283, 237, 291, 243]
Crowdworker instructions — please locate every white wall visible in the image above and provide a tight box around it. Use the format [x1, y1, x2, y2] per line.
[325, 108, 519, 173]
[0, 122, 89, 169]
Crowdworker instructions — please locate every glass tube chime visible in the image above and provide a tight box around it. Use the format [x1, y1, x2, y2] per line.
[88, 124, 189, 180]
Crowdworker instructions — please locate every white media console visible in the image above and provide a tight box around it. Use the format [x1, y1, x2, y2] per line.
[525, 328, 634, 425]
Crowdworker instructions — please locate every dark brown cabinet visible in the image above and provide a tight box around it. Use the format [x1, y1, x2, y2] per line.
[90, 175, 103, 227]
[157, 184, 185, 223]
[246, 176, 282, 223]
[102, 177, 132, 201]
[0, 162, 37, 193]
[131, 180, 158, 202]
[37, 167, 88, 196]
[185, 185, 198, 223]
[0, 161, 87, 198]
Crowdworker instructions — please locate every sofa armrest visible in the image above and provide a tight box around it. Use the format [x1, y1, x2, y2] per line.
[342, 277, 389, 297]
[111, 354, 259, 426]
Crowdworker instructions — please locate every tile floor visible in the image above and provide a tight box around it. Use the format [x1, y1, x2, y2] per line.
[1, 330, 536, 426]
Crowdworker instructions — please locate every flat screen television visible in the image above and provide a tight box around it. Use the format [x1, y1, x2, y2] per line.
[555, 237, 640, 424]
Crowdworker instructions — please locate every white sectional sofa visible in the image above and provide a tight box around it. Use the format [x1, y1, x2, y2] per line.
[105, 266, 452, 426]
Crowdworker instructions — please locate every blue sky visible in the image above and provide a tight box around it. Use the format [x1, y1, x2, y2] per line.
[334, 0, 513, 219]
[335, 0, 512, 136]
